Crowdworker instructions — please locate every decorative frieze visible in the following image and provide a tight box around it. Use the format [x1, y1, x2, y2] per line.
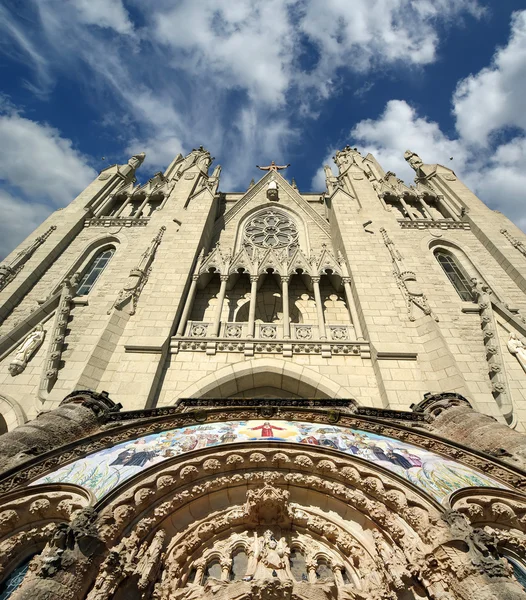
[84, 217, 150, 227]
[171, 337, 370, 358]
[0, 225, 56, 291]
[398, 219, 469, 230]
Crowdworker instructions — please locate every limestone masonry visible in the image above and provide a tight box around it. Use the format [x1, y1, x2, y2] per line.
[0, 146, 526, 599]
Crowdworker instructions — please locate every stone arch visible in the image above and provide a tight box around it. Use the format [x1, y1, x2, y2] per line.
[177, 357, 350, 400]
[0, 393, 26, 432]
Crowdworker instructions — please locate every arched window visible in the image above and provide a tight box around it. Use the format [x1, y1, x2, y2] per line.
[0, 555, 35, 599]
[289, 547, 308, 581]
[316, 558, 333, 581]
[230, 548, 249, 581]
[77, 248, 115, 296]
[202, 559, 222, 584]
[435, 251, 473, 301]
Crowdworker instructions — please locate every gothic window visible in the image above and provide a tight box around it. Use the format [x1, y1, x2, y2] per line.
[202, 559, 222, 584]
[230, 548, 249, 581]
[289, 548, 308, 581]
[244, 210, 299, 250]
[315, 558, 333, 580]
[435, 251, 473, 301]
[77, 248, 115, 296]
[0, 555, 34, 599]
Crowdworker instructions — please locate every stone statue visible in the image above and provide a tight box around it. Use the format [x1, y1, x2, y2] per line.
[404, 150, 423, 171]
[181, 146, 213, 175]
[256, 161, 290, 172]
[267, 178, 278, 201]
[247, 530, 291, 581]
[9, 324, 45, 376]
[128, 152, 146, 170]
[508, 333, 526, 373]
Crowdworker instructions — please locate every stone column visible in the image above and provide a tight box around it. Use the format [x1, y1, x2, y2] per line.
[312, 276, 327, 340]
[332, 564, 345, 587]
[94, 194, 116, 217]
[282, 275, 290, 339]
[438, 196, 459, 221]
[306, 561, 317, 584]
[399, 196, 415, 220]
[211, 275, 229, 338]
[176, 275, 199, 336]
[418, 196, 434, 220]
[247, 275, 258, 339]
[135, 194, 151, 219]
[413, 392, 526, 471]
[342, 277, 364, 341]
[194, 560, 205, 586]
[114, 196, 132, 218]
[220, 558, 231, 581]
[0, 390, 121, 475]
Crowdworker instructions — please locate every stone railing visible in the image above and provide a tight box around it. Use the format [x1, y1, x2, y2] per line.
[84, 217, 150, 227]
[177, 321, 366, 358]
[186, 321, 355, 342]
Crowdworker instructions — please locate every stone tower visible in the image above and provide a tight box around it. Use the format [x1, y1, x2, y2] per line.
[0, 146, 526, 599]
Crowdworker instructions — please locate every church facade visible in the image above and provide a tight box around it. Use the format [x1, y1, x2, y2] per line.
[0, 146, 525, 598]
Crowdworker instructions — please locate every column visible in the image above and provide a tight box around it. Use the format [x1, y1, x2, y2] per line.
[194, 560, 205, 586]
[94, 193, 115, 217]
[332, 565, 345, 587]
[418, 196, 434, 220]
[282, 275, 290, 339]
[220, 558, 231, 581]
[135, 194, 151, 219]
[342, 277, 364, 340]
[399, 196, 415, 220]
[312, 276, 327, 340]
[307, 561, 317, 584]
[176, 275, 199, 336]
[114, 195, 132, 217]
[247, 275, 258, 338]
[211, 274, 228, 337]
[438, 195, 460, 221]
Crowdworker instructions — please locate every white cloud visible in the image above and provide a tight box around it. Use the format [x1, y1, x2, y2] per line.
[0, 110, 97, 206]
[70, 0, 133, 35]
[453, 10, 526, 145]
[0, 191, 53, 260]
[351, 100, 466, 183]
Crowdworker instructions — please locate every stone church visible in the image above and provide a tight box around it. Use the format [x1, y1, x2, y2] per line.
[0, 144, 526, 599]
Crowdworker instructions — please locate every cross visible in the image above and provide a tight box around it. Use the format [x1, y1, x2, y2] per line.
[256, 161, 290, 172]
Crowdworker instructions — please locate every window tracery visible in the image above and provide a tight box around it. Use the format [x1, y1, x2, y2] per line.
[434, 250, 473, 302]
[243, 210, 299, 251]
[77, 248, 115, 296]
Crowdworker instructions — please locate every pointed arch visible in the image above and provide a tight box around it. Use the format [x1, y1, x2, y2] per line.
[176, 357, 350, 400]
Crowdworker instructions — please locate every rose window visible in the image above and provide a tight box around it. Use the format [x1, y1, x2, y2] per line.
[244, 210, 299, 249]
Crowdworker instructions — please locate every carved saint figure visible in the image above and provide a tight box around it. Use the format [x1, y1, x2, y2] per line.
[508, 333, 526, 373]
[248, 530, 291, 581]
[9, 324, 45, 376]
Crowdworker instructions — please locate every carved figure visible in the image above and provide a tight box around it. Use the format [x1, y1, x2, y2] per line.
[248, 530, 291, 581]
[404, 150, 424, 171]
[181, 146, 213, 174]
[508, 333, 526, 373]
[9, 324, 45, 376]
[256, 161, 290, 172]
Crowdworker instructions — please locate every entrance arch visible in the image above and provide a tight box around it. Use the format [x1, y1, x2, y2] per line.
[177, 358, 349, 400]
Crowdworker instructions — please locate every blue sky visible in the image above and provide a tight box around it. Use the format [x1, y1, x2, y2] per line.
[0, 0, 525, 258]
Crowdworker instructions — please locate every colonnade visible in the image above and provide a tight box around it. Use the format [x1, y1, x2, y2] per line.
[176, 270, 364, 341]
[93, 192, 167, 219]
[388, 194, 459, 221]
